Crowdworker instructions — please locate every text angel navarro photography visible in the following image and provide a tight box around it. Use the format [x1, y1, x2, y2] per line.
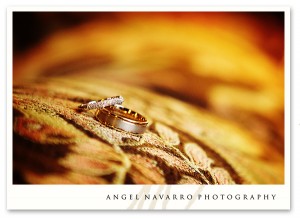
[106, 193, 277, 201]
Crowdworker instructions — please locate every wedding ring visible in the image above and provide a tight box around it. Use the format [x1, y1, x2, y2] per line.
[95, 104, 148, 134]
[78, 96, 124, 110]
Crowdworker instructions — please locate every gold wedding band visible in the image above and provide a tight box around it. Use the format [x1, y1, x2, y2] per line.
[95, 104, 148, 134]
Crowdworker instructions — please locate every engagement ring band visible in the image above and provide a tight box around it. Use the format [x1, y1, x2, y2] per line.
[79, 96, 124, 110]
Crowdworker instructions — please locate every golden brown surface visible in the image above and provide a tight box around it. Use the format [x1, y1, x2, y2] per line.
[13, 12, 284, 184]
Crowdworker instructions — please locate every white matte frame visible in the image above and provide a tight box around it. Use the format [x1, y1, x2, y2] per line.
[6, 6, 290, 210]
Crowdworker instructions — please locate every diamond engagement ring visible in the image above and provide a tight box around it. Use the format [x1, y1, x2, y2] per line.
[78, 95, 124, 110]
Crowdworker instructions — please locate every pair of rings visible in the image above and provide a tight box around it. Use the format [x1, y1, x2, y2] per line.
[79, 96, 148, 134]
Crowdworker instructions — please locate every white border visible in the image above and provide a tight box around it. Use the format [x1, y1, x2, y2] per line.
[6, 7, 290, 210]
[7, 185, 290, 210]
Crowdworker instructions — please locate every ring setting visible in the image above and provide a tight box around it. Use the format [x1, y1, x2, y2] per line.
[78, 95, 124, 110]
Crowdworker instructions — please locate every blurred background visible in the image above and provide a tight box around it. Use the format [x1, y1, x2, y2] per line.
[13, 12, 284, 152]
[13, 12, 285, 184]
